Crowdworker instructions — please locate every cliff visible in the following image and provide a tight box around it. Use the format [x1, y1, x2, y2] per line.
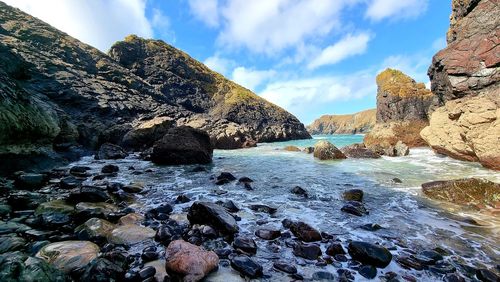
[421, 0, 499, 170]
[0, 1, 309, 173]
[307, 109, 376, 134]
[364, 69, 433, 150]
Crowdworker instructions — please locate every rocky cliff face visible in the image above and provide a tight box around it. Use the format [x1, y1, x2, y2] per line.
[307, 109, 376, 134]
[364, 69, 433, 150]
[421, 0, 499, 170]
[0, 1, 309, 174]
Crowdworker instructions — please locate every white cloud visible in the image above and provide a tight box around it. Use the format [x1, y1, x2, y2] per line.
[308, 33, 371, 69]
[3, 0, 156, 52]
[365, 0, 428, 21]
[203, 55, 235, 76]
[187, 0, 219, 27]
[232, 67, 276, 91]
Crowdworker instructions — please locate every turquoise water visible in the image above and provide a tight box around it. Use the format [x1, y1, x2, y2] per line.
[73, 135, 500, 281]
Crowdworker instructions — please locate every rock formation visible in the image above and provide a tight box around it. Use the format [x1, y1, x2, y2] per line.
[0, 2, 310, 174]
[307, 109, 376, 134]
[421, 0, 499, 170]
[364, 69, 433, 151]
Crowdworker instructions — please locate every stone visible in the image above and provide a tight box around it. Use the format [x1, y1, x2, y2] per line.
[36, 241, 100, 273]
[0, 221, 31, 235]
[421, 178, 500, 207]
[14, 173, 47, 190]
[145, 259, 169, 282]
[75, 218, 115, 241]
[188, 202, 238, 234]
[108, 224, 155, 245]
[121, 117, 174, 150]
[307, 109, 376, 134]
[284, 146, 301, 152]
[312, 271, 335, 281]
[358, 265, 377, 279]
[139, 266, 156, 279]
[222, 200, 240, 213]
[0, 236, 26, 254]
[69, 166, 91, 177]
[75, 202, 119, 220]
[288, 221, 322, 242]
[313, 140, 346, 160]
[0, 204, 11, 217]
[165, 240, 219, 282]
[96, 143, 128, 160]
[80, 258, 125, 282]
[249, 204, 277, 214]
[59, 176, 82, 189]
[230, 255, 263, 278]
[476, 268, 500, 282]
[341, 143, 381, 159]
[122, 183, 144, 193]
[238, 177, 253, 183]
[303, 147, 315, 154]
[255, 228, 281, 240]
[118, 213, 144, 225]
[291, 186, 308, 197]
[293, 243, 322, 260]
[35, 199, 75, 226]
[326, 242, 346, 256]
[151, 126, 213, 165]
[343, 189, 364, 202]
[101, 164, 119, 174]
[347, 241, 393, 268]
[273, 261, 297, 274]
[341, 201, 368, 216]
[68, 186, 110, 203]
[233, 237, 257, 254]
[8, 191, 48, 210]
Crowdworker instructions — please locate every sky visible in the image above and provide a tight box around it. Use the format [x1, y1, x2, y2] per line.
[4, 0, 451, 124]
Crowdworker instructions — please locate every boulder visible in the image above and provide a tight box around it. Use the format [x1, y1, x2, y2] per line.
[341, 143, 380, 159]
[96, 143, 128, 160]
[187, 202, 238, 234]
[75, 218, 115, 241]
[14, 173, 47, 190]
[313, 140, 346, 160]
[68, 186, 110, 203]
[230, 255, 263, 279]
[151, 126, 213, 165]
[273, 261, 297, 274]
[121, 117, 174, 150]
[233, 237, 257, 254]
[326, 242, 346, 256]
[108, 224, 155, 245]
[165, 240, 219, 282]
[288, 221, 322, 242]
[422, 178, 500, 207]
[0, 236, 26, 254]
[293, 243, 322, 260]
[347, 241, 393, 268]
[75, 202, 119, 220]
[291, 186, 308, 197]
[35, 200, 75, 226]
[341, 201, 368, 216]
[101, 164, 119, 174]
[342, 189, 364, 202]
[36, 241, 100, 273]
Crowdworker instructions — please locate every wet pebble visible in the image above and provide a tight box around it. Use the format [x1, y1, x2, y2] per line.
[293, 243, 322, 260]
[230, 255, 263, 278]
[273, 260, 297, 274]
[233, 237, 257, 255]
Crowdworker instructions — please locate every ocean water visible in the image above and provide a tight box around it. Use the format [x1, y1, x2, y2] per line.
[73, 135, 500, 281]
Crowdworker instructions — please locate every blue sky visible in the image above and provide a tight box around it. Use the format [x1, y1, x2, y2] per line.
[5, 0, 451, 124]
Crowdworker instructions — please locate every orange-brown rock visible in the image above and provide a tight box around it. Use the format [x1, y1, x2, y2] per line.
[307, 109, 376, 134]
[165, 240, 219, 282]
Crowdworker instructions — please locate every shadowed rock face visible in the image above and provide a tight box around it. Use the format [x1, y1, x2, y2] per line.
[307, 109, 376, 134]
[422, 0, 499, 170]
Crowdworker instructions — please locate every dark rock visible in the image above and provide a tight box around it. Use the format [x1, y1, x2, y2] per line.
[288, 221, 322, 242]
[0, 236, 26, 254]
[249, 204, 277, 214]
[428, 262, 456, 274]
[347, 241, 393, 268]
[218, 172, 236, 181]
[392, 178, 403, 183]
[445, 273, 466, 282]
[303, 147, 315, 154]
[68, 186, 110, 203]
[293, 243, 322, 260]
[476, 268, 499, 282]
[81, 258, 124, 282]
[35, 200, 75, 227]
[312, 271, 335, 281]
[230, 255, 263, 278]
[341, 143, 381, 159]
[151, 126, 213, 165]
[396, 255, 424, 270]
[238, 177, 253, 183]
[60, 176, 82, 189]
[96, 143, 128, 160]
[8, 191, 48, 210]
[359, 223, 383, 231]
[101, 164, 119, 174]
[122, 183, 143, 193]
[188, 202, 238, 234]
[291, 186, 308, 197]
[255, 228, 281, 240]
[139, 266, 156, 279]
[233, 237, 257, 254]
[342, 189, 364, 202]
[243, 183, 253, 190]
[326, 242, 346, 256]
[70, 166, 91, 177]
[416, 250, 443, 265]
[222, 200, 239, 213]
[341, 201, 368, 216]
[273, 260, 297, 274]
[0, 204, 11, 217]
[358, 265, 377, 279]
[175, 194, 190, 203]
[14, 173, 47, 190]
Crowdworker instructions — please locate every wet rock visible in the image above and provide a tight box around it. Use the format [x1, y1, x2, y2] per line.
[75, 218, 115, 241]
[8, 191, 48, 210]
[139, 266, 156, 279]
[75, 202, 119, 220]
[68, 186, 110, 203]
[36, 240, 100, 273]
[14, 173, 47, 189]
[188, 202, 238, 234]
[428, 262, 456, 274]
[326, 242, 346, 256]
[0, 236, 26, 253]
[0, 253, 66, 282]
[230, 255, 263, 278]
[284, 146, 301, 152]
[422, 178, 500, 208]
[215, 172, 236, 185]
[445, 273, 466, 282]
[96, 143, 128, 160]
[293, 243, 322, 260]
[303, 147, 314, 154]
[341, 201, 368, 216]
[358, 265, 377, 279]
[35, 199, 75, 226]
[396, 255, 424, 270]
[151, 126, 213, 165]
[476, 268, 499, 282]
[147, 204, 173, 220]
[312, 271, 335, 281]
[416, 250, 443, 265]
[142, 246, 159, 262]
[145, 259, 169, 282]
[59, 176, 82, 189]
[233, 237, 257, 255]
[101, 164, 119, 174]
[342, 189, 364, 202]
[176, 194, 191, 203]
[155, 225, 173, 245]
[0, 221, 31, 235]
[341, 143, 381, 159]
[313, 140, 347, 160]
[80, 258, 125, 282]
[69, 166, 91, 177]
[288, 221, 322, 242]
[255, 228, 281, 240]
[122, 183, 144, 193]
[165, 240, 219, 281]
[243, 183, 253, 190]
[291, 186, 308, 197]
[392, 178, 403, 183]
[249, 204, 277, 214]
[238, 177, 253, 183]
[109, 224, 155, 245]
[359, 223, 383, 231]
[273, 260, 297, 274]
[118, 213, 144, 225]
[347, 241, 393, 268]
[222, 200, 240, 213]
[0, 204, 11, 217]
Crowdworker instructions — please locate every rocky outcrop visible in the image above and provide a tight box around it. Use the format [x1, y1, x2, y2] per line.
[422, 0, 499, 170]
[0, 2, 309, 174]
[364, 69, 433, 151]
[307, 109, 376, 134]
[109, 35, 311, 148]
[313, 140, 346, 160]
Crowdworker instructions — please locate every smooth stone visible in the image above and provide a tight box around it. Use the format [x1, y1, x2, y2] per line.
[109, 224, 155, 245]
[118, 213, 144, 225]
[80, 258, 124, 281]
[69, 166, 91, 177]
[187, 202, 238, 234]
[273, 260, 297, 274]
[347, 241, 393, 268]
[165, 240, 219, 281]
[255, 228, 281, 240]
[145, 259, 169, 282]
[36, 240, 100, 273]
[288, 221, 322, 242]
[59, 176, 82, 189]
[341, 201, 368, 216]
[230, 255, 263, 278]
[15, 173, 47, 189]
[312, 271, 335, 281]
[0, 236, 26, 253]
[326, 242, 346, 256]
[249, 204, 277, 214]
[122, 183, 144, 193]
[233, 237, 257, 254]
[75, 202, 119, 220]
[291, 186, 308, 197]
[35, 199, 75, 226]
[75, 218, 115, 241]
[101, 164, 119, 174]
[238, 177, 253, 183]
[139, 266, 156, 279]
[293, 243, 322, 260]
[359, 265, 377, 279]
[68, 186, 110, 203]
[313, 140, 346, 160]
[0, 204, 11, 217]
[342, 189, 364, 202]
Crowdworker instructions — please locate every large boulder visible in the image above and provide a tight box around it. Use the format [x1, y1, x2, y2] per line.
[121, 117, 174, 150]
[313, 140, 346, 160]
[36, 241, 100, 273]
[151, 126, 213, 165]
[307, 109, 376, 134]
[187, 202, 238, 234]
[422, 178, 500, 208]
[165, 240, 219, 282]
